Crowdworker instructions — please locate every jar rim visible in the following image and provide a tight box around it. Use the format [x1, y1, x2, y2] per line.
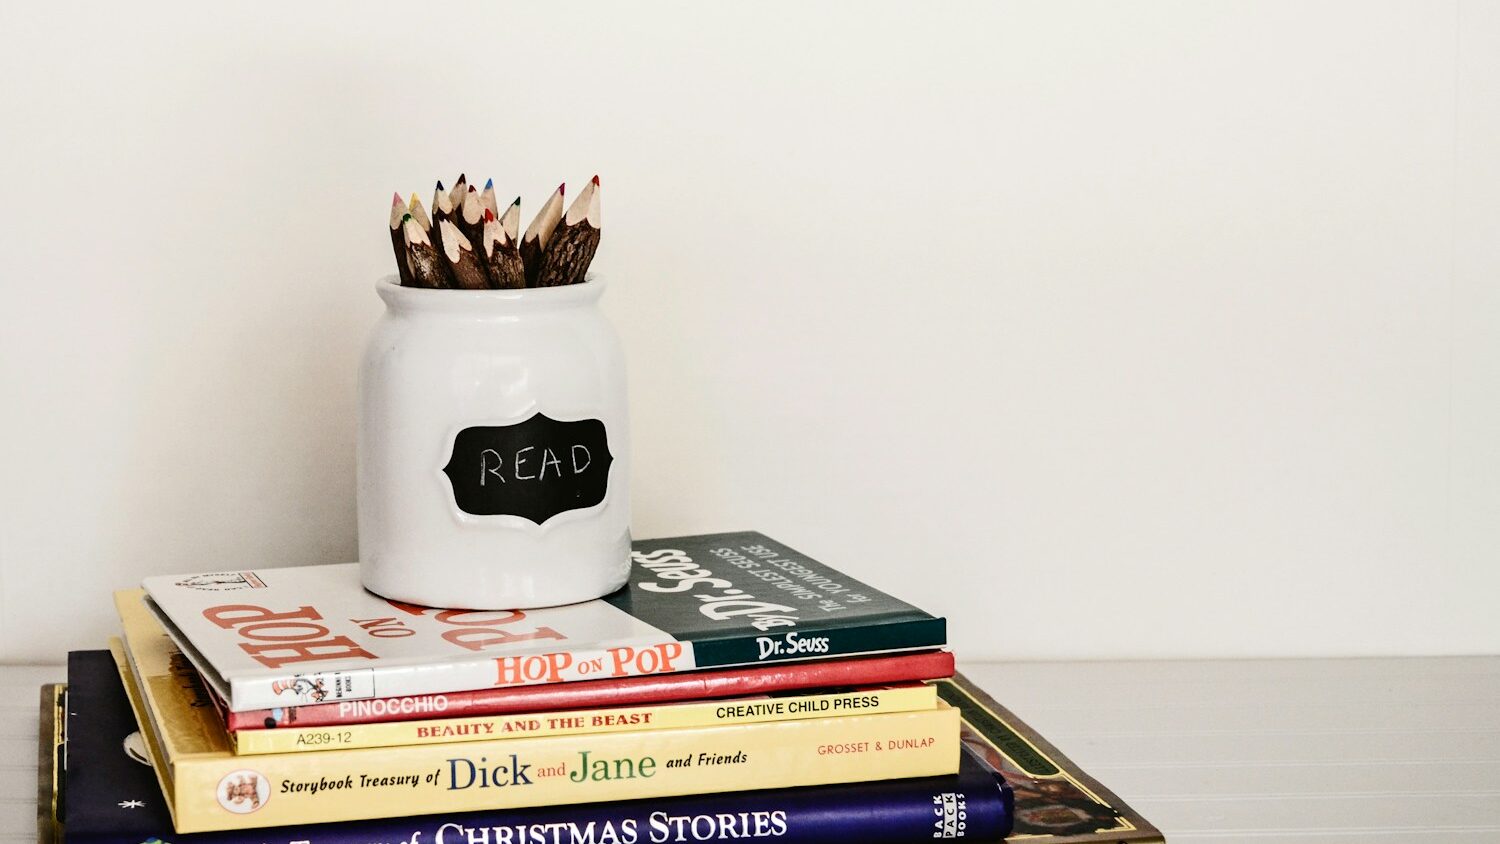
[375, 274, 605, 312]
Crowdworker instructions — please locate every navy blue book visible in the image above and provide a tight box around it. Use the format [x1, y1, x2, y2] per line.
[62, 649, 1014, 844]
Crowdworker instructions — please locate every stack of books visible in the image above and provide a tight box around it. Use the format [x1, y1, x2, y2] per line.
[45, 531, 1163, 843]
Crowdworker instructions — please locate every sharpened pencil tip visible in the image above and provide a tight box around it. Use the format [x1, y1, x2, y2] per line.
[392, 191, 404, 206]
[512, 196, 521, 206]
[402, 213, 412, 222]
[592, 175, 600, 186]
[559, 183, 566, 196]
[436, 180, 445, 191]
[456, 173, 467, 184]
[408, 193, 420, 208]
[484, 178, 493, 189]
[484, 208, 495, 222]
[469, 185, 477, 193]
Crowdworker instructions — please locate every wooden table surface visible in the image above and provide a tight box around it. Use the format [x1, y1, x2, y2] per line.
[4, 657, 1497, 843]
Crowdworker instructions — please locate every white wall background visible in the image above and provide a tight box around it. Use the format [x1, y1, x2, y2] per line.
[1, 2, 1496, 664]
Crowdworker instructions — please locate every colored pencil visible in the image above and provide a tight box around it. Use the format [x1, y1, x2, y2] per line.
[430, 180, 460, 258]
[481, 199, 526, 289]
[458, 186, 488, 254]
[448, 173, 468, 210]
[402, 215, 449, 289]
[389, 193, 414, 286]
[520, 183, 565, 286]
[479, 178, 499, 218]
[406, 193, 432, 233]
[437, 219, 490, 289]
[535, 176, 602, 287]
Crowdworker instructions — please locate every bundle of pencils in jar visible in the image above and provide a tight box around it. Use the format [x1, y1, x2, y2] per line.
[389, 174, 601, 289]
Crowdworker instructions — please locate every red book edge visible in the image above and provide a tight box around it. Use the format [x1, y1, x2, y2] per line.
[223, 651, 954, 731]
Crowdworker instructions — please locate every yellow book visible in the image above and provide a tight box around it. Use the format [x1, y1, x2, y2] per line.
[115, 589, 960, 834]
[38, 684, 62, 844]
[235, 684, 938, 755]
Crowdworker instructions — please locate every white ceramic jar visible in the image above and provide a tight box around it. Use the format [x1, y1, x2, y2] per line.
[357, 275, 630, 609]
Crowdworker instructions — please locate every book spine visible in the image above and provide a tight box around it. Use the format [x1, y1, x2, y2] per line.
[69, 763, 1009, 844]
[226, 641, 701, 712]
[227, 651, 956, 730]
[235, 685, 937, 755]
[691, 618, 949, 671]
[226, 621, 946, 713]
[172, 705, 960, 833]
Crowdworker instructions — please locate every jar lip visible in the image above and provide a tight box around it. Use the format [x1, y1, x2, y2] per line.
[375, 274, 605, 311]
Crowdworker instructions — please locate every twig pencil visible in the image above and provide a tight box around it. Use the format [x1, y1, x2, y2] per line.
[437, 219, 490, 289]
[458, 186, 488, 253]
[449, 174, 468, 210]
[521, 183, 565, 286]
[431, 180, 459, 257]
[501, 196, 521, 245]
[479, 178, 499, 218]
[403, 215, 450, 288]
[535, 176, 602, 287]
[431, 181, 458, 226]
[389, 192, 414, 286]
[481, 199, 526, 289]
[406, 193, 432, 233]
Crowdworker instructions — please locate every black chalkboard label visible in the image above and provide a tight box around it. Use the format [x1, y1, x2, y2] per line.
[441, 415, 614, 523]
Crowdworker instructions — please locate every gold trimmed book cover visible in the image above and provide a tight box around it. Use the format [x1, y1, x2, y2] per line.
[48, 660, 1160, 843]
[935, 676, 1164, 842]
[37, 684, 61, 844]
[113, 590, 961, 833]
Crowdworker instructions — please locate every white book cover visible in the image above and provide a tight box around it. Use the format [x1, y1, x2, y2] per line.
[139, 532, 946, 712]
[139, 564, 679, 712]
